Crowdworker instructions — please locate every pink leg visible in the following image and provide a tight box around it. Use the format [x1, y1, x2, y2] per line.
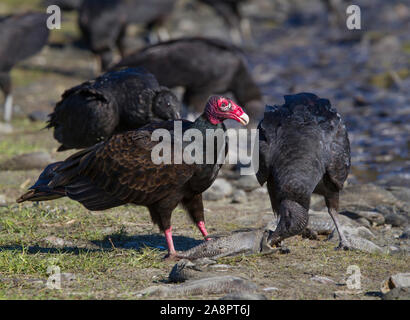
[197, 221, 210, 240]
[164, 226, 176, 254]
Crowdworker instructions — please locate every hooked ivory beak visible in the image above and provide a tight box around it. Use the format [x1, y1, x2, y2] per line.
[237, 112, 249, 125]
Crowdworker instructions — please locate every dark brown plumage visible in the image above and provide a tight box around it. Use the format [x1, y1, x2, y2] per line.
[256, 93, 352, 250]
[47, 67, 181, 151]
[113, 37, 263, 121]
[18, 96, 250, 258]
[0, 12, 49, 122]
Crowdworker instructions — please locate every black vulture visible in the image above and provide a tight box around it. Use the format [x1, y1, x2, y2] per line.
[47, 67, 181, 151]
[43, 0, 83, 11]
[198, 0, 252, 44]
[0, 12, 49, 122]
[78, 0, 177, 71]
[113, 37, 263, 122]
[256, 93, 352, 250]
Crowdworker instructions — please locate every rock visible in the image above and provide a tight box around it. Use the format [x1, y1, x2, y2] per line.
[330, 225, 376, 241]
[0, 194, 7, 207]
[310, 276, 336, 284]
[43, 236, 73, 248]
[263, 287, 279, 292]
[381, 273, 410, 294]
[250, 187, 268, 197]
[329, 230, 383, 253]
[386, 186, 410, 204]
[340, 210, 385, 226]
[220, 293, 267, 300]
[388, 246, 401, 254]
[60, 273, 76, 283]
[137, 276, 259, 298]
[0, 123, 13, 134]
[235, 175, 260, 192]
[0, 152, 54, 171]
[231, 189, 247, 204]
[356, 217, 371, 228]
[382, 287, 410, 300]
[340, 184, 401, 210]
[203, 178, 233, 201]
[384, 214, 408, 227]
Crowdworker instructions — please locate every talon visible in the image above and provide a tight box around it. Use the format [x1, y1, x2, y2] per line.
[164, 252, 181, 261]
[335, 241, 352, 251]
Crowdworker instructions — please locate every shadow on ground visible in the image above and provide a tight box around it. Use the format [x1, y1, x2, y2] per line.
[0, 234, 203, 255]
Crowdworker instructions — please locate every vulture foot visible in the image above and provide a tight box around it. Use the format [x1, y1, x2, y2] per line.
[335, 239, 353, 251]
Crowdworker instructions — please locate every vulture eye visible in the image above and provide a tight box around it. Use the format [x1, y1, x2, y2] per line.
[220, 100, 231, 111]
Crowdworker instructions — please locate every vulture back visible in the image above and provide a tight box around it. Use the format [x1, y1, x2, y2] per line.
[256, 93, 350, 201]
[48, 68, 181, 150]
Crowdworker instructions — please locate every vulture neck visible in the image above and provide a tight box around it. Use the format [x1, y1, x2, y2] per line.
[192, 114, 225, 133]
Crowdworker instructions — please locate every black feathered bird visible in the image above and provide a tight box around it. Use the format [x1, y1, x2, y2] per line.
[19, 96, 250, 258]
[0, 12, 49, 122]
[113, 37, 263, 121]
[43, 0, 83, 11]
[78, 0, 177, 70]
[47, 68, 181, 151]
[256, 93, 352, 250]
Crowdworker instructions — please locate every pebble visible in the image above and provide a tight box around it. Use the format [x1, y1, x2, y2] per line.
[384, 214, 408, 227]
[340, 210, 385, 226]
[235, 175, 260, 192]
[0, 194, 7, 207]
[43, 236, 73, 248]
[250, 187, 268, 197]
[310, 276, 336, 284]
[386, 187, 410, 204]
[203, 178, 233, 201]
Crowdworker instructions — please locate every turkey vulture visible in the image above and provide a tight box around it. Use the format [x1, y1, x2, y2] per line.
[18, 96, 250, 258]
[47, 67, 181, 151]
[256, 93, 352, 250]
[0, 12, 49, 122]
[78, 0, 177, 70]
[113, 37, 263, 122]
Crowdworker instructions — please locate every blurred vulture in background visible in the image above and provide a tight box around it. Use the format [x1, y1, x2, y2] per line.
[47, 68, 181, 151]
[43, 0, 83, 11]
[198, 0, 252, 44]
[0, 12, 49, 123]
[78, 0, 177, 70]
[113, 37, 263, 122]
